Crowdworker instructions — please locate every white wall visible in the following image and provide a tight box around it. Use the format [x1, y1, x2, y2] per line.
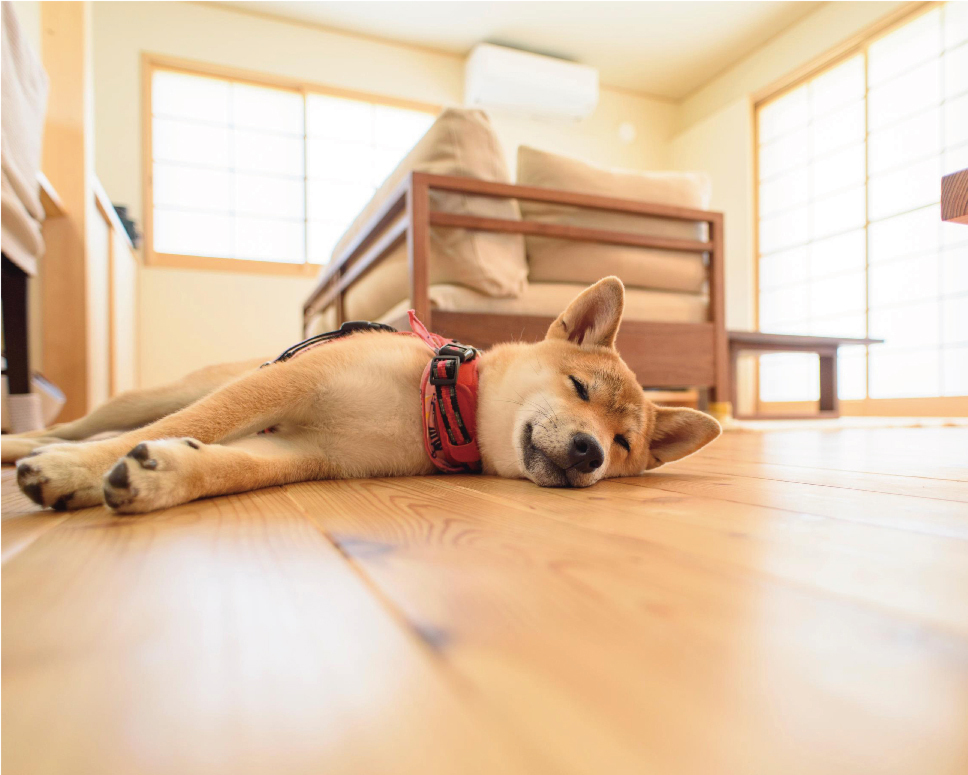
[91, 1, 677, 387]
[675, 2, 904, 133]
[672, 99, 754, 330]
[491, 88, 676, 176]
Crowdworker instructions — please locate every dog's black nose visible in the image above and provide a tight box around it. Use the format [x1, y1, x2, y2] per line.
[567, 432, 604, 473]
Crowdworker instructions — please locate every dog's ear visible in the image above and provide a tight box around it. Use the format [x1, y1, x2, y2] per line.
[546, 276, 625, 349]
[645, 407, 721, 470]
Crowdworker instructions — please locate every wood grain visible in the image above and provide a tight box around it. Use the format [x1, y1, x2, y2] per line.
[432, 312, 717, 388]
[709, 213, 728, 403]
[37, 171, 65, 218]
[412, 172, 721, 223]
[728, 331, 882, 348]
[40, 1, 95, 420]
[700, 426, 968, 480]
[942, 168, 968, 225]
[4, 426, 966, 773]
[1, 480, 540, 775]
[671, 451, 968, 502]
[407, 174, 431, 324]
[428, 211, 711, 253]
[149, 251, 320, 277]
[285, 468, 968, 774]
[1, 469, 70, 563]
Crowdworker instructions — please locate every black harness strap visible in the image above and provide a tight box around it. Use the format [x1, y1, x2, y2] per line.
[264, 321, 397, 366]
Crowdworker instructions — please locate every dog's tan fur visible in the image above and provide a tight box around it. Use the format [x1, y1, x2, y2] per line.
[4, 278, 721, 514]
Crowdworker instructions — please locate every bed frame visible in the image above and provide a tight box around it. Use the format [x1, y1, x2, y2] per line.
[302, 171, 730, 415]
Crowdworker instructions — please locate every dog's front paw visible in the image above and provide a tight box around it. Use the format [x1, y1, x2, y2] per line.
[16, 444, 106, 510]
[103, 438, 203, 514]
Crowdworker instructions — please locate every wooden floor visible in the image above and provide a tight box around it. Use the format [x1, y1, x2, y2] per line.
[3, 426, 968, 774]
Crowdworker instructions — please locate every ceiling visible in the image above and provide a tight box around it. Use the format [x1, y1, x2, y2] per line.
[221, 1, 822, 99]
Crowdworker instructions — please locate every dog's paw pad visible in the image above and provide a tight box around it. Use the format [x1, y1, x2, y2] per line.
[15, 446, 103, 510]
[127, 443, 158, 469]
[104, 439, 202, 514]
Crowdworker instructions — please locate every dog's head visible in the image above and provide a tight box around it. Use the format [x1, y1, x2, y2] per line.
[478, 277, 721, 487]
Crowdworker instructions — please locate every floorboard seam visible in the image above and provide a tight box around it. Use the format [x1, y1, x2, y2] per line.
[425, 479, 968, 644]
[696, 454, 968, 482]
[1, 514, 73, 565]
[276, 483, 481, 679]
[274, 483, 556, 767]
[674, 465, 968, 503]
[612, 478, 968, 541]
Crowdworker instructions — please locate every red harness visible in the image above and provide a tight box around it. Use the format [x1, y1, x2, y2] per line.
[406, 311, 482, 473]
[266, 312, 481, 474]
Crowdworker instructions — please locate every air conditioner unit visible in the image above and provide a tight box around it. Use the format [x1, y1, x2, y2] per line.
[464, 43, 599, 122]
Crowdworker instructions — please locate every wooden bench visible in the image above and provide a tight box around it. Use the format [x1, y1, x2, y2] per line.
[303, 171, 730, 416]
[728, 331, 882, 420]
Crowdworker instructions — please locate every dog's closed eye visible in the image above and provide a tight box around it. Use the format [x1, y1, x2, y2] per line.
[569, 375, 589, 401]
[614, 434, 630, 452]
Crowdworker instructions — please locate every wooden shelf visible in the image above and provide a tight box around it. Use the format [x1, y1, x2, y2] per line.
[37, 171, 64, 218]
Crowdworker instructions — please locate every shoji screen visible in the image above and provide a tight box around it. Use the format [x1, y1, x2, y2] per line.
[149, 67, 435, 268]
[756, 4, 968, 403]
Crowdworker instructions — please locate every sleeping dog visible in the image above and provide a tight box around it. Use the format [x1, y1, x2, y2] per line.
[3, 277, 721, 514]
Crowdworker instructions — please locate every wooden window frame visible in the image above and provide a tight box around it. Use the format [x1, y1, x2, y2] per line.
[752, 1, 968, 417]
[141, 53, 440, 277]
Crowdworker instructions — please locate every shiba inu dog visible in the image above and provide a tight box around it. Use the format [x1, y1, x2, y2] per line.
[3, 277, 721, 514]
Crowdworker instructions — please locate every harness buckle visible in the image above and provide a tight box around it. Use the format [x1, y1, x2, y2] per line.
[437, 342, 478, 363]
[429, 341, 477, 387]
[429, 355, 460, 386]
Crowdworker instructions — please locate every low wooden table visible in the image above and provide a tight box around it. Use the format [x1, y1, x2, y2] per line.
[728, 331, 882, 420]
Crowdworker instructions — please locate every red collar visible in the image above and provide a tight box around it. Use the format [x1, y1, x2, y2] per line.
[407, 311, 482, 474]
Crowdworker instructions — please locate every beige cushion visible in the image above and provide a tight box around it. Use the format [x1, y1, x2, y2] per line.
[325, 108, 527, 316]
[517, 146, 711, 294]
[307, 282, 707, 336]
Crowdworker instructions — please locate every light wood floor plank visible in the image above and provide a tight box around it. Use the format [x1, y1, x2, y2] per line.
[623, 468, 968, 539]
[2, 485, 543, 775]
[4, 427, 967, 774]
[672, 453, 968, 501]
[710, 427, 968, 480]
[1, 468, 71, 563]
[285, 473, 968, 775]
[450, 475, 968, 638]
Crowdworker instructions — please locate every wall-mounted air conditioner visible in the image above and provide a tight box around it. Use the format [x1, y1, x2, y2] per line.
[464, 43, 599, 122]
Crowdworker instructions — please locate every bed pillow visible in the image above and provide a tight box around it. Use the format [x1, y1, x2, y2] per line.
[326, 108, 527, 315]
[516, 146, 711, 294]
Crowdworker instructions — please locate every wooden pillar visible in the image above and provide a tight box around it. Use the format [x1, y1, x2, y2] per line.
[39, 1, 97, 421]
[407, 173, 431, 325]
[707, 213, 731, 420]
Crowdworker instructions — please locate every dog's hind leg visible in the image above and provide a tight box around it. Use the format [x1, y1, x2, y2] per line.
[15, 355, 321, 510]
[1, 359, 262, 464]
[102, 432, 326, 514]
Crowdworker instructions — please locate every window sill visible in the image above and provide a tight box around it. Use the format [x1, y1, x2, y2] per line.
[757, 396, 968, 417]
[146, 251, 321, 278]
